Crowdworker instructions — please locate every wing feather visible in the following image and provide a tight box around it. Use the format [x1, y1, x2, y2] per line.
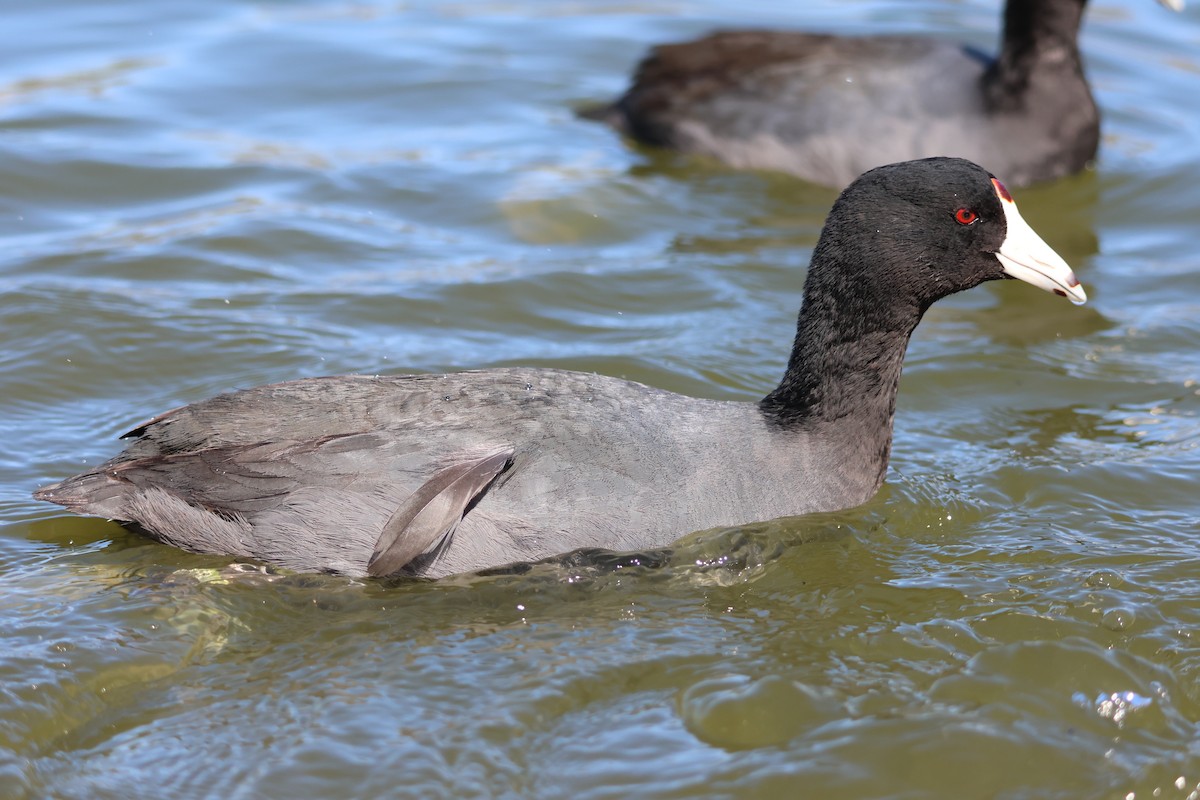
[367, 446, 514, 577]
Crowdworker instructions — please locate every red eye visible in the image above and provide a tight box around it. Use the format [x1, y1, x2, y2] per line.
[954, 208, 978, 225]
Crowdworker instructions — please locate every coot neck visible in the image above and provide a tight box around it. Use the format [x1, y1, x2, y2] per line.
[758, 246, 927, 436]
[987, 0, 1088, 106]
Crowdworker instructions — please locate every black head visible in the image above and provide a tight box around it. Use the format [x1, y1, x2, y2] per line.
[761, 157, 1085, 427]
[804, 156, 1085, 319]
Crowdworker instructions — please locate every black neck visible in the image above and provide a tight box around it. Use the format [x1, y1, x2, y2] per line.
[986, 0, 1088, 107]
[759, 249, 926, 433]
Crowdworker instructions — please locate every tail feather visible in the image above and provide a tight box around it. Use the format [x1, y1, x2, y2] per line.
[34, 471, 132, 520]
[576, 100, 629, 135]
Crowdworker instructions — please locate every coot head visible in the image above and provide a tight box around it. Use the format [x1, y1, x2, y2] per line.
[763, 157, 1084, 425]
[806, 157, 1086, 316]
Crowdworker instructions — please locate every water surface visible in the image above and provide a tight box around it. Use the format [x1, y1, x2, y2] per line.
[3, 1, 1200, 797]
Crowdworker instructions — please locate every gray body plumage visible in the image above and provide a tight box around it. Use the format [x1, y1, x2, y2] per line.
[638, 36, 1091, 189]
[39, 369, 873, 578]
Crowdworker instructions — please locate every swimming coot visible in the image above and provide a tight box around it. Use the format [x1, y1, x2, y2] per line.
[36, 157, 1085, 578]
[587, 0, 1182, 188]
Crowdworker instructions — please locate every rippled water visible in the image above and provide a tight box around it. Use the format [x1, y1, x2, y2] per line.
[3, 0, 1200, 797]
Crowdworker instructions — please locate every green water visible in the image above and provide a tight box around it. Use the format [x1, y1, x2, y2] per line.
[3, 1, 1200, 797]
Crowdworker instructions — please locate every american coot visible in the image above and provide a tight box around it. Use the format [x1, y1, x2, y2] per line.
[37, 158, 1085, 579]
[587, 0, 1182, 188]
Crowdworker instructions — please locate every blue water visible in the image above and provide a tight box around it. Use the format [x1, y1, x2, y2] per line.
[3, 1, 1200, 797]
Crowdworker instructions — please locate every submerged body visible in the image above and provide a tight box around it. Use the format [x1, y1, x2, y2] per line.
[591, 0, 1180, 187]
[37, 158, 1085, 578]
